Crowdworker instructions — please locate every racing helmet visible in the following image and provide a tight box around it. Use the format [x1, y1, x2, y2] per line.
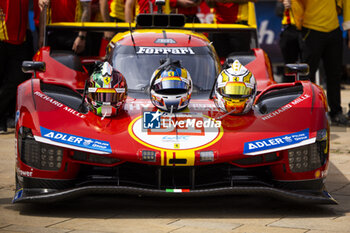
[214, 59, 256, 115]
[150, 60, 192, 112]
[87, 62, 127, 117]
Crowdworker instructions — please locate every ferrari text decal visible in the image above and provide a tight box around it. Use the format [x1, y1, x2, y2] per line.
[136, 47, 195, 55]
[244, 129, 309, 154]
[34, 91, 86, 118]
[40, 127, 112, 153]
[261, 94, 310, 120]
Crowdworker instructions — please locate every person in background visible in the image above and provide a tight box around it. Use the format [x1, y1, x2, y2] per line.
[124, 0, 201, 23]
[341, 0, 350, 118]
[206, 0, 257, 58]
[100, 0, 125, 41]
[38, 0, 92, 54]
[172, 0, 202, 23]
[208, 0, 256, 25]
[289, 0, 349, 125]
[341, 0, 349, 48]
[101, 0, 125, 22]
[278, 0, 301, 82]
[0, 0, 33, 133]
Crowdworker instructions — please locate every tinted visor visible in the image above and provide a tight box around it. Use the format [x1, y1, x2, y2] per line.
[219, 82, 253, 97]
[154, 78, 188, 94]
[88, 88, 124, 103]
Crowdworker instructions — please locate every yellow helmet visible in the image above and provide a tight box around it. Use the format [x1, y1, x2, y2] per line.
[214, 60, 256, 115]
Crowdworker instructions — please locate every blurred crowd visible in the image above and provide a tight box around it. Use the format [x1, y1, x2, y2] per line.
[0, 0, 349, 133]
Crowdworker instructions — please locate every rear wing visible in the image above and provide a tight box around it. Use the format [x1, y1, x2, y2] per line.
[43, 2, 258, 49]
[45, 22, 259, 50]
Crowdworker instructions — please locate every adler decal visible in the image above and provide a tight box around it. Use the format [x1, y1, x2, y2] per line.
[40, 127, 112, 153]
[244, 129, 310, 154]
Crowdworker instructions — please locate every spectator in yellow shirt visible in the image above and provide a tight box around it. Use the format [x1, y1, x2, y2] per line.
[289, 0, 349, 125]
[278, 0, 301, 82]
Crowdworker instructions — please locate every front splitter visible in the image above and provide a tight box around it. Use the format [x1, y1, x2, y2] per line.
[13, 185, 337, 204]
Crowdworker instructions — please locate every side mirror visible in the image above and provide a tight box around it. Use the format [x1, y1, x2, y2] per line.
[284, 63, 309, 81]
[22, 61, 46, 74]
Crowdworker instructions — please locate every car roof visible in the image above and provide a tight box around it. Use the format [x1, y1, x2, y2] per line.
[111, 29, 210, 47]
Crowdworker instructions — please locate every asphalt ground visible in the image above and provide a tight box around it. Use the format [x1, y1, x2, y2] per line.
[0, 85, 349, 233]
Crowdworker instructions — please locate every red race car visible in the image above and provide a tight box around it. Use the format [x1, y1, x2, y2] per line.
[13, 8, 335, 204]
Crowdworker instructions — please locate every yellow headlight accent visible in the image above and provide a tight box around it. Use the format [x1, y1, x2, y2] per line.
[96, 88, 116, 93]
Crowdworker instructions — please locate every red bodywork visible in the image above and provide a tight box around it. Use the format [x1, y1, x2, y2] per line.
[13, 29, 334, 204]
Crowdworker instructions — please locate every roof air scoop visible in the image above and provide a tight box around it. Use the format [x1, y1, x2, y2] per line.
[136, 14, 186, 28]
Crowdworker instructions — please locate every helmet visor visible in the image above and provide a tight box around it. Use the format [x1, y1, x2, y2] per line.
[88, 88, 125, 103]
[220, 82, 253, 97]
[154, 78, 189, 94]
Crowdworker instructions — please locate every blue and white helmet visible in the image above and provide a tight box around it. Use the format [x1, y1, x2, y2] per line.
[150, 61, 192, 112]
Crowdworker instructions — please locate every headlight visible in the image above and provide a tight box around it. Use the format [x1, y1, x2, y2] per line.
[19, 127, 64, 171]
[288, 129, 328, 173]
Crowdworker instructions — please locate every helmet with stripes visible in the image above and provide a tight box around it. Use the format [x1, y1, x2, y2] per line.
[150, 60, 192, 112]
[87, 62, 127, 117]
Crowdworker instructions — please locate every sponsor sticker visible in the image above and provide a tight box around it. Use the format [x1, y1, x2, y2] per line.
[243, 129, 310, 154]
[17, 168, 33, 177]
[154, 38, 176, 44]
[261, 94, 311, 120]
[34, 91, 86, 118]
[40, 127, 112, 153]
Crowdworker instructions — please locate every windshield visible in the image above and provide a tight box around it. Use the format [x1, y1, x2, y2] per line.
[109, 45, 220, 94]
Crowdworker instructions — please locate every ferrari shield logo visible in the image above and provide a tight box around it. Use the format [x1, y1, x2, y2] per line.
[103, 77, 111, 85]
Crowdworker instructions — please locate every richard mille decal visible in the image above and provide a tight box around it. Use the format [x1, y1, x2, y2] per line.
[34, 91, 86, 118]
[261, 94, 311, 120]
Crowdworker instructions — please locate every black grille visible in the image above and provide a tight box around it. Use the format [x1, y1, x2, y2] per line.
[232, 153, 279, 166]
[75, 162, 274, 190]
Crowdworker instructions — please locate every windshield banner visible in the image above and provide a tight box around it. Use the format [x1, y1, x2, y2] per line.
[136, 47, 195, 55]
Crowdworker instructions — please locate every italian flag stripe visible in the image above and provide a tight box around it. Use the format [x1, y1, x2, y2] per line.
[166, 189, 190, 193]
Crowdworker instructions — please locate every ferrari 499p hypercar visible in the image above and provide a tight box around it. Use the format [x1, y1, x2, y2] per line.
[13, 8, 336, 204]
